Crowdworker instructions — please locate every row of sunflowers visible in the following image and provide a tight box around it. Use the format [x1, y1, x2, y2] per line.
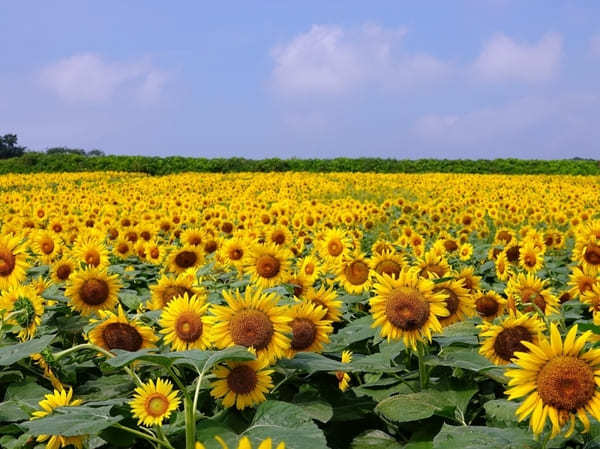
[1, 171, 600, 449]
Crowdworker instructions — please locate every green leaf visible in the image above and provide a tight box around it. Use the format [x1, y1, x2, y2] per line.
[172, 346, 256, 372]
[483, 399, 519, 426]
[105, 348, 173, 368]
[324, 316, 376, 352]
[0, 334, 56, 366]
[432, 424, 536, 449]
[434, 321, 479, 346]
[351, 430, 403, 449]
[24, 405, 123, 437]
[295, 400, 333, 423]
[278, 352, 347, 374]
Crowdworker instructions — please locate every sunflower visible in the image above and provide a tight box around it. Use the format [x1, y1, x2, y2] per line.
[336, 250, 371, 294]
[370, 250, 404, 280]
[221, 237, 248, 270]
[574, 224, 600, 269]
[519, 242, 544, 273]
[318, 228, 351, 263]
[370, 269, 449, 349]
[113, 238, 134, 259]
[287, 301, 332, 357]
[31, 231, 60, 264]
[580, 283, 600, 324]
[297, 254, 322, 283]
[31, 388, 86, 449]
[568, 265, 598, 299]
[473, 290, 507, 321]
[282, 272, 311, 298]
[197, 436, 285, 449]
[65, 267, 121, 315]
[495, 251, 510, 282]
[88, 306, 157, 353]
[416, 250, 451, 279]
[458, 243, 473, 261]
[456, 266, 481, 294]
[0, 235, 29, 290]
[433, 278, 475, 327]
[211, 288, 291, 363]
[0, 284, 44, 340]
[243, 243, 291, 288]
[159, 292, 214, 351]
[507, 272, 559, 316]
[336, 350, 353, 392]
[210, 359, 274, 410]
[148, 274, 199, 310]
[166, 245, 203, 274]
[180, 228, 204, 246]
[72, 238, 109, 269]
[145, 239, 165, 265]
[303, 285, 343, 322]
[506, 324, 600, 438]
[130, 378, 181, 427]
[479, 312, 545, 365]
[51, 257, 76, 284]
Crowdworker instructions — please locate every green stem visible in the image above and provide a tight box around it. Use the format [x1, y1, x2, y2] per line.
[53, 343, 112, 360]
[192, 369, 205, 420]
[184, 397, 195, 449]
[113, 423, 175, 449]
[416, 342, 428, 390]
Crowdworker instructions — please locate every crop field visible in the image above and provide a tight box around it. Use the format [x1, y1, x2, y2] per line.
[2, 171, 600, 449]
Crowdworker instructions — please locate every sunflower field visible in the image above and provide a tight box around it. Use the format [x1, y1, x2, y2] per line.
[1, 171, 600, 449]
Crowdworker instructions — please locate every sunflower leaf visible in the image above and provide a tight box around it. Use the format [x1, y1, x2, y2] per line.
[23, 405, 123, 436]
[0, 334, 56, 366]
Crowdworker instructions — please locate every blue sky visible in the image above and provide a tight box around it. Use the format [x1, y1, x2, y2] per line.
[1, 1, 600, 158]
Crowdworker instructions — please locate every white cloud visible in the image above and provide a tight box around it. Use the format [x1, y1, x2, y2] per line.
[39, 53, 167, 103]
[270, 24, 448, 95]
[472, 33, 562, 82]
[591, 34, 600, 58]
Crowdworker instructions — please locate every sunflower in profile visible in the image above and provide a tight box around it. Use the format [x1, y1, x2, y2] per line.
[568, 265, 598, 299]
[197, 436, 285, 449]
[336, 350, 353, 392]
[433, 278, 475, 327]
[580, 283, 600, 324]
[149, 274, 199, 310]
[130, 378, 181, 427]
[65, 267, 121, 315]
[167, 245, 203, 274]
[51, 257, 76, 284]
[31, 388, 86, 449]
[336, 250, 371, 294]
[0, 285, 44, 340]
[506, 324, 600, 438]
[473, 290, 507, 321]
[495, 251, 510, 282]
[507, 272, 559, 316]
[370, 269, 449, 350]
[479, 312, 545, 365]
[210, 359, 274, 410]
[287, 301, 332, 357]
[211, 288, 291, 363]
[519, 241, 544, 273]
[303, 285, 343, 322]
[243, 243, 291, 288]
[31, 231, 60, 264]
[370, 250, 404, 280]
[88, 306, 157, 353]
[0, 235, 29, 290]
[159, 292, 214, 351]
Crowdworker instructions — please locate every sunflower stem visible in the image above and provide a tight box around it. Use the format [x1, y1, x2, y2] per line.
[191, 369, 205, 421]
[113, 423, 175, 449]
[53, 343, 112, 360]
[416, 342, 428, 390]
[184, 397, 196, 449]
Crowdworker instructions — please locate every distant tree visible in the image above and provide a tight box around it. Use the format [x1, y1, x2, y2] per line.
[87, 149, 105, 157]
[0, 134, 26, 159]
[46, 147, 86, 155]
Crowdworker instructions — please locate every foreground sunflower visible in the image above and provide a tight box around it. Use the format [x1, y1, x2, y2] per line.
[210, 359, 274, 410]
[0, 234, 29, 290]
[65, 267, 121, 315]
[370, 269, 449, 350]
[31, 388, 86, 449]
[303, 285, 343, 322]
[130, 378, 181, 426]
[88, 306, 157, 353]
[506, 324, 600, 438]
[159, 292, 214, 351]
[0, 284, 45, 340]
[196, 436, 285, 449]
[479, 312, 545, 365]
[211, 288, 291, 363]
[287, 301, 333, 357]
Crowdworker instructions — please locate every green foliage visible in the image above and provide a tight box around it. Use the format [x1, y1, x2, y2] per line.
[0, 134, 26, 159]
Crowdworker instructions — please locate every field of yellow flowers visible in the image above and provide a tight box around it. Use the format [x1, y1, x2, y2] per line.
[1, 171, 600, 449]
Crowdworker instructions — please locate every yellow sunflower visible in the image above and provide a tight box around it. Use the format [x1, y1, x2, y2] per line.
[287, 301, 333, 357]
[167, 245, 203, 274]
[303, 285, 343, 322]
[197, 436, 285, 449]
[568, 265, 598, 299]
[370, 269, 449, 350]
[506, 324, 600, 438]
[130, 378, 181, 426]
[336, 250, 372, 294]
[0, 284, 44, 340]
[88, 306, 157, 353]
[473, 290, 507, 321]
[318, 228, 351, 263]
[456, 266, 481, 294]
[370, 250, 405, 280]
[416, 250, 451, 279]
[243, 243, 291, 288]
[336, 350, 353, 392]
[433, 278, 475, 327]
[159, 292, 214, 351]
[65, 267, 121, 316]
[495, 251, 511, 282]
[581, 283, 600, 324]
[211, 288, 291, 363]
[479, 312, 545, 365]
[51, 257, 76, 284]
[0, 235, 29, 290]
[72, 238, 110, 269]
[507, 272, 559, 316]
[31, 231, 60, 264]
[519, 242, 544, 273]
[210, 359, 274, 410]
[221, 237, 249, 270]
[31, 388, 85, 449]
[148, 274, 199, 310]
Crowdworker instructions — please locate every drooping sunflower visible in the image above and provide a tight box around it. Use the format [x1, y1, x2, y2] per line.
[287, 301, 333, 357]
[197, 436, 285, 449]
[130, 378, 181, 427]
[211, 288, 291, 363]
[0, 235, 29, 290]
[166, 245, 203, 274]
[303, 285, 343, 322]
[479, 312, 545, 365]
[336, 250, 371, 294]
[370, 250, 405, 280]
[433, 278, 475, 327]
[506, 324, 600, 438]
[336, 350, 353, 392]
[88, 305, 157, 353]
[370, 269, 449, 350]
[473, 290, 507, 321]
[210, 359, 274, 410]
[31, 388, 86, 449]
[507, 272, 559, 316]
[148, 274, 199, 310]
[65, 267, 121, 315]
[159, 292, 214, 351]
[0, 284, 44, 340]
[243, 243, 291, 288]
[51, 257, 76, 284]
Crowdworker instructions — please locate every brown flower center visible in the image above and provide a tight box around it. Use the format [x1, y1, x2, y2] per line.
[204, 240, 218, 253]
[229, 309, 274, 350]
[476, 295, 499, 318]
[255, 254, 281, 279]
[344, 260, 369, 285]
[161, 286, 193, 307]
[84, 250, 101, 267]
[520, 288, 546, 313]
[497, 230, 512, 244]
[145, 393, 169, 417]
[290, 317, 317, 350]
[226, 365, 258, 395]
[229, 248, 243, 260]
[493, 325, 532, 362]
[384, 287, 430, 330]
[506, 245, 520, 263]
[435, 287, 459, 319]
[271, 231, 286, 245]
[174, 251, 198, 269]
[175, 311, 204, 342]
[56, 264, 72, 281]
[444, 240, 458, 252]
[584, 244, 600, 266]
[0, 249, 16, 276]
[537, 356, 596, 411]
[419, 264, 446, 278]
[41, 238, 54, 254]
[221, 222, 234, 234]
[102, 322, 143, 351]
[80, 279, 110, 305]
[327, 239, 343, 257]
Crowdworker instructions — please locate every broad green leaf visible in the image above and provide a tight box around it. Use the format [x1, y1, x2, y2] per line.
[171, 346, 256, 372]
[483, 399, 519, 426]
[324, 316, 376, 352]
[106, 348, 173, 368]
[278, 352, 348, 374]
[24, 405, 123, 436]
[432, 424, 536, 449]
[351, 430, 403, 449]
[434, 321, 479, 346]
[295, 400, 333, 423]
[0, 334, 56, 366]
